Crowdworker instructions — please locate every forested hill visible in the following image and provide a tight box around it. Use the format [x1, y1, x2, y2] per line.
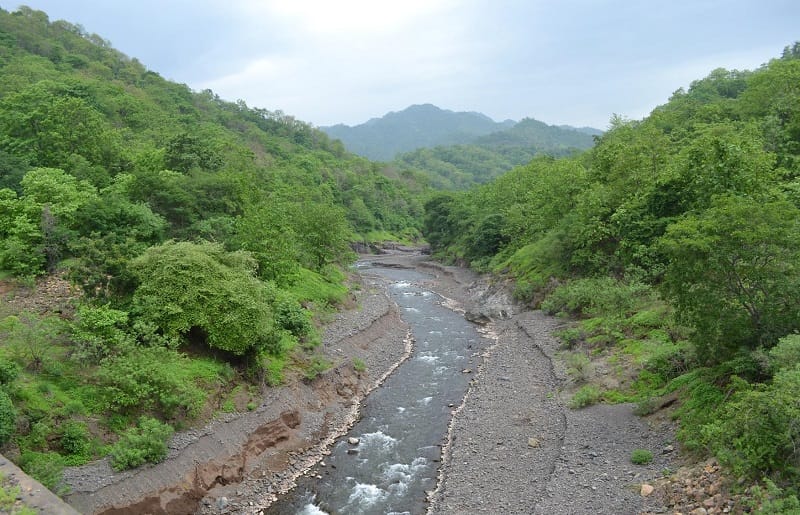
[0, 6, 428, 484]
[394, 117, 600, 189]
[321, 103, 516, 161]
[425, 44, 800, 505]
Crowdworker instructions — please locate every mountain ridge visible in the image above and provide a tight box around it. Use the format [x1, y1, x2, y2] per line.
[321, 103, 598, 162]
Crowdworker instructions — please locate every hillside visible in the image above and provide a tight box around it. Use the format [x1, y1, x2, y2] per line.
[425, 46, 800, 508]
[394, 117, 599, 189]
[0, 5, 428, 492]
[321, 103, 515, 161]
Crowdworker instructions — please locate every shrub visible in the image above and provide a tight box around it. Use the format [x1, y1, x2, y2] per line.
[303, 355, 332, 381]
[631, 449, 654, 465]
[110, 417, 174, 471]
[541, 277, 654, 318]
[564, 352, 593, 383]
[352, 358, 366, 372]
[60, 421, 91, 460]
[701, 367, 800, 482]
[0, 390, 16, 446]
[129, 241, 282, 355]
[553, 327, 583, 349]
[751, 479, 800, 514]
[96, 346, 206, 419]
[568, 384, 603, 408]
[769, 334, 800, 372]
[70, 304, 134, 363]
[0, 358, 19, 385]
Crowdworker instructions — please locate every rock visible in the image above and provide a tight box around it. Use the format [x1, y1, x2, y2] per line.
[346, 449, 359, 455]
[527, 437, 541, 448]
[662, 444, 675, 454]
[464, 311, 491, 325]
[216, 497, 229, 510]
[461, 369, 472, 374]
[347, 437, 360, 445]
[690, 509, 708, 515]
[640, 484, 655, 497]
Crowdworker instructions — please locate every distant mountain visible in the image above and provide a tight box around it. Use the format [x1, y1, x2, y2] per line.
[321, 104, 515, 161]
[393, 117, 600, 190]
[557, 125, 605, 137]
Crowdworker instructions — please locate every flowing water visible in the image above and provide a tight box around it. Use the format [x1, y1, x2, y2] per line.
[264, 263, 490, 515]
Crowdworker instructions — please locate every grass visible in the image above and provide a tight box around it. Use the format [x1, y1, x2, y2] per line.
[631, 449, 654, 465]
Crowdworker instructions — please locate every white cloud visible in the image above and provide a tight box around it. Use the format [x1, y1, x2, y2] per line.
[196, 0, 480, 125]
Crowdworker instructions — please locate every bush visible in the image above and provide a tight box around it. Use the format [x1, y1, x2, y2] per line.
[110, 417, 174, 471]
[0, 358, 19, 385]
[564, 352, 593, 383]
[96, 346, 206, 419]
[568, 384, 603, 408]
[352, 357, 366, 372]
[129, 241, 282, 356]
[769, 334, 800, 372]
[541, 277, 654, 318]
[554, 327, 583, 349]
[701, 367, 800, 482]
[0, 390, 16, 446]
[303, 355, 332, 381]
[60, 421, 91, 460]
[631, 449, 654, 465]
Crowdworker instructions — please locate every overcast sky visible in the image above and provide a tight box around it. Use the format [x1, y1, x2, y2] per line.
[10, 1, 800, 129]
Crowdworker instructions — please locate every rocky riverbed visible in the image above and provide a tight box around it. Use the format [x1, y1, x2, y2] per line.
[64, 252, 686, 514]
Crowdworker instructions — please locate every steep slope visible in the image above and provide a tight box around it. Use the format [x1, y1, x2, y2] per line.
[0, 5, 428, 495]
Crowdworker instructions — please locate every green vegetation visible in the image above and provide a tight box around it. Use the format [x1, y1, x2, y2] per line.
[322, 103, 597, 189]
[394, 117, 598, 189]
[425, 44, 800, 503]
[110, 417, 174, 471]
[0, 473, 37, 514]
[352, 357, 367, 372]
[630, 449, 654, 465]
[0, 5, 427, 487]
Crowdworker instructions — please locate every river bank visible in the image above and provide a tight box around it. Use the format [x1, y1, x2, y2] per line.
[64, 252, 679, 514]
[62, 264, 413, 514]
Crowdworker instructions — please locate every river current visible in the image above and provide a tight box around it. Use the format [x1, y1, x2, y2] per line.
[263, 263, 490, 515]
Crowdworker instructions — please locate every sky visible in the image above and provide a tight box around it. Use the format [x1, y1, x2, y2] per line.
[9, 1, 800, 130]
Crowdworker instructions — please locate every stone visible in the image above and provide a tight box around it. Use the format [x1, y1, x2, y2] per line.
[347, 437, 360, 445]
[689, 509, 708, 515]
[462, 369, 472, 374]
[464, 311, 491, 325]
[662, 444, 675, 454]
[527, 437, 541, 448]
[216, 497, 229, 510]
[640, 484, 655, 497]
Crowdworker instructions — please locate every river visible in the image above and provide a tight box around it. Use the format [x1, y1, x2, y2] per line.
[263, 262, 492, 514]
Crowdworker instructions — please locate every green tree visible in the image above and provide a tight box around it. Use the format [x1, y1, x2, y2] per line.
[659, 196, 800, 360]
[129, 241, 281, 355]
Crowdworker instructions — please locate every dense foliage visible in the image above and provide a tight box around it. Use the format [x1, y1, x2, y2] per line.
[322, 103, 598, 189]
[0, 5, 426, 483]
[394, 118, 598, 189]
[425, 46, 800, 499]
